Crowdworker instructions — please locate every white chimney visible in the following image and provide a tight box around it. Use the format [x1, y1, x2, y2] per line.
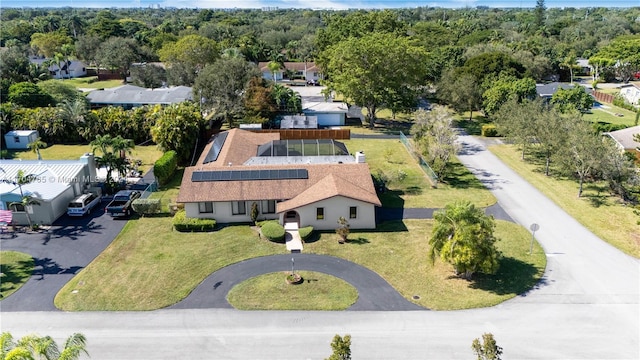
[355, 151, 365, 163]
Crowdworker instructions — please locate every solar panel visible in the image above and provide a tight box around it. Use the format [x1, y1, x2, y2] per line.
[203, 132, 229, 164]
[191, 169, 309, 182]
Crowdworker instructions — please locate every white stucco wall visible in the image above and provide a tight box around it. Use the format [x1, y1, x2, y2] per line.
[621, 87, 640, 107]
[184, 201, 279, 223]
[284, 196, 376, 230]
[308, 113, 345, 127]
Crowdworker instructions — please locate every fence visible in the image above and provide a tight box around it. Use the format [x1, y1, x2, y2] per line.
[592, 90, 615, 104]
[399, 131, 438, 188]
[139, 181, 158, 199]
[248, 128, 351, 140]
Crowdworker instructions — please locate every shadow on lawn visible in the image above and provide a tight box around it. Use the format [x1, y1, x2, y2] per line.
[0, 259, 34, 298]
[468, 257, 546, 296]
[441, 162, 487, 190]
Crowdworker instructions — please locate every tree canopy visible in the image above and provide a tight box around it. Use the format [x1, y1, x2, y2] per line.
[319, 32, 428, 128]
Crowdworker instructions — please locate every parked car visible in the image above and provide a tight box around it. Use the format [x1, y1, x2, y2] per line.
[67, 193, 102, 217]
[105, 190, 141, 218]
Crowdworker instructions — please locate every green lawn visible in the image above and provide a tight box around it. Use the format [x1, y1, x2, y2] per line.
[227, 271, 358, 310]
[8, 145, 163, 173]
[489, 144, 639, 258]
[342, 139, 496, 208]
[585, 106, 638, 126]
[1, 251, 34, 299]
[62, 76, 124, 89]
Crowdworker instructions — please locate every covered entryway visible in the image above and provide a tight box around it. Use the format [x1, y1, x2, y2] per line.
[284, 210, 300, 227]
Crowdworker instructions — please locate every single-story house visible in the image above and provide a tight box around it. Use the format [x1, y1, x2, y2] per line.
[280, 115, 318, 129]
[258, 62, 322, 83]
[4, 130, 39, 150]
[302, 101, 348, 127]
[620, 84, 640, 108]
[0, 154, 98, 225]
[29, 56, 87, 79]
[535, 82, 575, 100]
[86, 85, 193, 109]
[604, 125, 640, 153]
[177, 128, 381, 230]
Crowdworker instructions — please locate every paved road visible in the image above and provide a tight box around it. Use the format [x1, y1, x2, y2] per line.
[2, 135, 639, 359]
[0, 200, 127, 311]
[170, 254, 424, 311]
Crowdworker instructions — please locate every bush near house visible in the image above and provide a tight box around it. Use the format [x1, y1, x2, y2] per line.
[260, 220, 285, 241]
[298, 226, 314, 240]
[154, 150, 178, 186]
[173, 209, 216, 232]
[132, 199, 162, 216]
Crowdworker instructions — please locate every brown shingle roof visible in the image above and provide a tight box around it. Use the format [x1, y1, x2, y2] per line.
[177, 128, 380, 209]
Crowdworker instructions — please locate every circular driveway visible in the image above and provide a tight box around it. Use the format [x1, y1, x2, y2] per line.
[170, 254, 424, 311]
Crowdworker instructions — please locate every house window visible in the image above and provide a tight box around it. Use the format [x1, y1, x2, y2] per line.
[349, 206, 357, 219]
[262, 200, 276, 214]
[198, 202, 214, 214]
[232, 201, 246, 215]
[10, 203, 25, 212]
[316, 207, 324, 220]
[13, 136, 20, 143]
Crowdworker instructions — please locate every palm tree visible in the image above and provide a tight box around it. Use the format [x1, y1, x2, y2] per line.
[58, 99, 89, 139]
[1, 332, 88, 360]
[560, 52, 579, 84]
[110, 135, 135, 160]
[28, 137, 47, 160]
[267, 61, 282, 83]
[90, 135, 134, 186]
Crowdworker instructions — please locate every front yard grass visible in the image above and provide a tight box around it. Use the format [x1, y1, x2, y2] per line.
[54, 215, 544, 311]
[489, 144, 639, 258]
[342, 139, 496, 208]
[227, 271, 358, 310]
[63, 76, 124, 89]
[7, 145, 163, 173]
[0, 251, 34, 299]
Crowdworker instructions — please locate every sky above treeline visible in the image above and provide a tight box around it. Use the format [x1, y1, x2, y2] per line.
[2, 0, 639, 9]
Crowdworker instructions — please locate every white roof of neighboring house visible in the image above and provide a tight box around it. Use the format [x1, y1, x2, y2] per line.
[605, 125, 640, 150]
[302, 101, 348, 113]
[536, 82, 575, 97]
[577, 59, 592, 68]
[87, 85, 193, 105]
[5, 130, 38, 137]
[0, 161, 86, 200]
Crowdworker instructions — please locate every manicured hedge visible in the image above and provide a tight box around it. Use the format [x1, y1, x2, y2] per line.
[154, 150, 178, 185]
[481, 124, 498, 137]
[131, 198, 161, 216]
[261, 221, 285, 241]
[173, 209, 216, 232]
[298, 226, 314, 240]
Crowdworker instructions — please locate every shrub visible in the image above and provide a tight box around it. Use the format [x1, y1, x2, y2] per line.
[131, 198, 161, 216]
[613, 94, 637, 112]
[592, 121, 628, 134]
[481, 124, 498, 137]
[261, 220, 285, 241]
[154, 150, 178, 185]
[298, 226, 314, 240]
[394, 169, 407, 183]
[372, 170, 389, 192]
[172, 209, 216, 232]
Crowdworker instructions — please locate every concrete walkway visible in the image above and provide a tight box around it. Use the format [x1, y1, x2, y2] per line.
[169, 254, 424, 311]
[284, 222, 303, 252]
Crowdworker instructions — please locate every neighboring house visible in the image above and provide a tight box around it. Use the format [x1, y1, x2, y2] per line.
[258, 62, 322, 83]
[620, 84, 640, 108]
[576, 58, 593, 76]
[280, 115, 318, 129]
[177, 128, 381, 230]
[302, 101, 348, 127]
[0, 154, 98, 225]
[86, 85, 193, 109]
[4, 130, 39, 150]
[535, 82, 575, 100]
[29, 56, 87, 79]
[604, 125, 640, 153]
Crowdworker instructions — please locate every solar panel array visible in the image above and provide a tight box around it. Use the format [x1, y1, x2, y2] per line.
[191, 169, 309, 182]
[203, 132, 229, 164]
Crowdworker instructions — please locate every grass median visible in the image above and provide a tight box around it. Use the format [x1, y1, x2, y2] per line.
[489, 144, 639, 258]
[1, 251, 34, 299]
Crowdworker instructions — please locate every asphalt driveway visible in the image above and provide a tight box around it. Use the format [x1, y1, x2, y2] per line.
[0, 198, 127, 311]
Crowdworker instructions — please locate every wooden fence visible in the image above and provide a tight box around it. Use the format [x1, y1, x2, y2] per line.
[592, 90, 615, 104]
[247, 128, 351, 140]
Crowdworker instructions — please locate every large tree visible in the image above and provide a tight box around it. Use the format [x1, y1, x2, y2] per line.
[30, 31, 72, 58]
[150, 102, 204, 164]
[492, 97, 540, 160]
[437, 71, 483, 120]
[429, 201, 501, 279]
[411, 106, 459, 179]
[158, 34, 219, 73]
[96, 37, 143, 80]
[593, 35, 640, 83]
[550, 86, 594, 114]
[482, 75, 536, 115]
[8, 82, 55, 108]
[193, 58, 261, 128]
[319, 32, 428, 128]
